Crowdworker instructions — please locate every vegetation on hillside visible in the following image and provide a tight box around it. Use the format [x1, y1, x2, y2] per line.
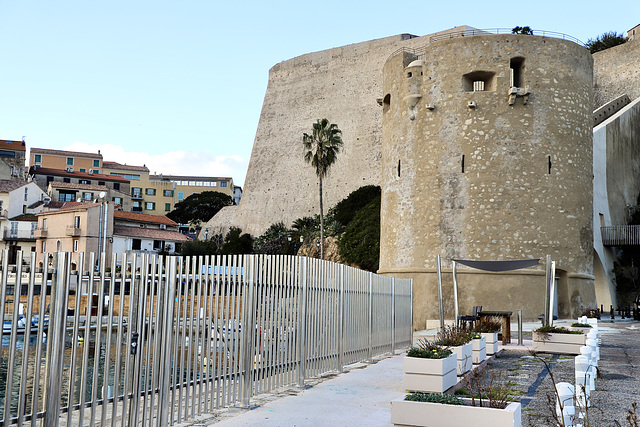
[167, 191, 234, 225]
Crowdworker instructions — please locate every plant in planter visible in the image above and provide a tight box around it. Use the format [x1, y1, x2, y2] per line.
[570, 322, 593, 334]
[474, 319, 501, 355]
[434, 326, 473, 375]
[391, 369, 521, 427]
[404, 340, 456, 393]
[532, 325, 586, 355]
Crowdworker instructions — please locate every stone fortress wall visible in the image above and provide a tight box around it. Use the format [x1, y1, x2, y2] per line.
[209, 29, 640, 238]
[205, 28, 640, 323]
[379, 35, 594, 325]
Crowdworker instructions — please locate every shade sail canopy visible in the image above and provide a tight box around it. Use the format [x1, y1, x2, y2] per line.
[449, 258, 541, 272]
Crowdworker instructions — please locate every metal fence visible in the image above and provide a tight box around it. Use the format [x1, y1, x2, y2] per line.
[0, 251, 412, 426]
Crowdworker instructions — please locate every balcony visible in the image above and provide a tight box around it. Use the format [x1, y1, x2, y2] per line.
[66, 225, 82, 237]
[3, 229, 36, 240]
[601, 225, 640, 246]
[131, 192, 143, 200]
[34, 229, 48, 238]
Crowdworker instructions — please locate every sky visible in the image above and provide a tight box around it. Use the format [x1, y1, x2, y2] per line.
[1, 1, 639, 187]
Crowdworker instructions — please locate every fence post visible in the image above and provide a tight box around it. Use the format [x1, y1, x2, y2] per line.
[43, 252, 68, 427]
[297, 257, 308, 388]
[157, 256, 176, 427]
[391, 277, 396, 355]
[241, 255, 257, 407]
[338, 264, 345, 373]
[410, 278, 414, 347]
[368, 272, 373, 362]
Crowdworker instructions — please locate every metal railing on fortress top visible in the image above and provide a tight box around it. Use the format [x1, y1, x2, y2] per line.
[0, 250, 412, 426]
[387, 28, 586, 62]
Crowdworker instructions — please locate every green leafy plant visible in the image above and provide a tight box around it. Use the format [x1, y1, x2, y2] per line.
[404, 392, 463, 405]
[407, 339, 452, 359]
[332, 185, 381, 228]
[535, 326, 582, 335]
[512, 26, 533, 35]
[434, 325, 473, 347]
[571, 322, 592, 328]
[337, 195, 380, 272]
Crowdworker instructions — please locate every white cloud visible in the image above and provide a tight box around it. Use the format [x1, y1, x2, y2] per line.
[61, 142, 248, 187]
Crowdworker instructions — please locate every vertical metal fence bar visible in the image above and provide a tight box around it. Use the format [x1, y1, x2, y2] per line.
[5, 251, 24, 423]
[297, 257, 307, 387]
[203, 255, 214, 414]
[78, 253, 97, 427]
[219, 255, 229, 406]
[101, 253, 117, 424]
[43, 252, 68, 427]
[391, 277, 396, 355]
[212, 255, 222, 409]
[150, 255, 165, 426]
[194, 255, 204, 415]
[240, 255, 255, 408]
[140, 255, 156, 427]
[112, 253, 127, 427]
[158, 255, 176, 427]
[89, 251, 107, 427]
[338, 264, 344, 373]
[177, 255, 188, 421]
[17, 252, 35, 427]
[231, 255, 242, 404]
[121, 253, 137, 427]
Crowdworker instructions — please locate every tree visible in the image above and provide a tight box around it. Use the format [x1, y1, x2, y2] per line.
[337, 195, 381, 272]
[221, 227, 254, 255]
[586, 31, 627, 54]
[511, 26, 533, 35]
[166, 191, 233, 225]
[303, 118, 343, 259]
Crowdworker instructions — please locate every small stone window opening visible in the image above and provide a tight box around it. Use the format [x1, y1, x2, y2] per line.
[407, 72, 412, 78]
[461, 155, 465, 173]
[383, 94, 391, 113]
[510, 57, 525, 88]
[398, 160, 401, 177]
[548, 156, 552, 174]
[462, 71, 496, 92]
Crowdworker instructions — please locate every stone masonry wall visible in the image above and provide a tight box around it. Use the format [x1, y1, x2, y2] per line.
[593, 38, 640, 109]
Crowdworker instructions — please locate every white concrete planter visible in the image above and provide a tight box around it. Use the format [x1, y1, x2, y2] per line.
[532, 331, 586, 355]
[403, 353, 457, 393]
[451, 342, 473, 375]
[472, 336, 487, 364]
[391, 396, 522, 427]
[482, 332, 499, 355]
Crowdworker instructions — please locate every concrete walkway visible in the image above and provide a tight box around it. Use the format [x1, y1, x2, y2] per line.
[176, 317, 628, 426]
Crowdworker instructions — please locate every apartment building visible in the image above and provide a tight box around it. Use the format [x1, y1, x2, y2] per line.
[29, 166, 131, 209]
[35, 202, 189, 270]
[30, 148, 103, 174]
[0, 139, 27, 180]
[103, 161, 233, 216]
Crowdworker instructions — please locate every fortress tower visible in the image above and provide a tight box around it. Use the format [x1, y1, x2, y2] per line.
[378, 34, 596, 324]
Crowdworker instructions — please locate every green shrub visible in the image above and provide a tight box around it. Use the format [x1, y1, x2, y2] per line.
[337, 195, 380, 272]
[332, 185, 381, 228]
[407, 340, 452, 359]
[221, 227, 254, 255]
[586, 31, 627, 54]
[535, 326, 582, 334]
[570, 322, 592, 328]
[404, 392, 463, 405]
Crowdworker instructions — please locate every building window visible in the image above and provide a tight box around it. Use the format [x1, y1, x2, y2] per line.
[113, 197, 123, 205]
[66, 157, 74, 166]
[113, 182, 120, 191]
[220, 181, 228, 188]
[46, 176, 54, 185]
[132, 187, 142, 198]
[73, 239, 78, 252]
[58, 191, 75, 202]
[42, 241, 46, 252]
[98, 181, 105, 186]
[132, 239, 141, 250]
[24, 187, 28, 201]
[80, 179, 90, 185]
[34, 154, 42, 163]
[145, 202, 155, 210]
[74, 216, 80, 228]
[178, 192, 184, 200]
[163, 189, 173, 197]
[43, 218, 47, 230]
[63, 178, 71, 183]
[79, 168, 86, 173]
[93, 159, 100, 168]
[83, 192, 93, 201]
[145, 188, 156, 196]
[153, 240, 162, 250]
[133, 201, 142, 212]
[462, 71, 497, 92]
[165, 203, 171, 211]
[510, 57, 525, 87]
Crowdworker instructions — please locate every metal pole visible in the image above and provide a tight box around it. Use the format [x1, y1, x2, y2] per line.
[452, 261, 459, 321]
[297, 257, 308, 387]
[436, 255, 444, 329]
[391, 277, 396, 355]
[241, 255, 257, 407]
[44, 252, 68, 427]
[544, 254, 551, 326]
[549, 261, 556, 326]
[368, 272, 373, 362]
[410, 279, 414, 346]
[517, 309, 523, 346]
[338, 264, 344, 373]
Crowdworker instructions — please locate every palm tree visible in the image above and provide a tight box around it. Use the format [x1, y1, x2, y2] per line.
[303, 118, 343, 260]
